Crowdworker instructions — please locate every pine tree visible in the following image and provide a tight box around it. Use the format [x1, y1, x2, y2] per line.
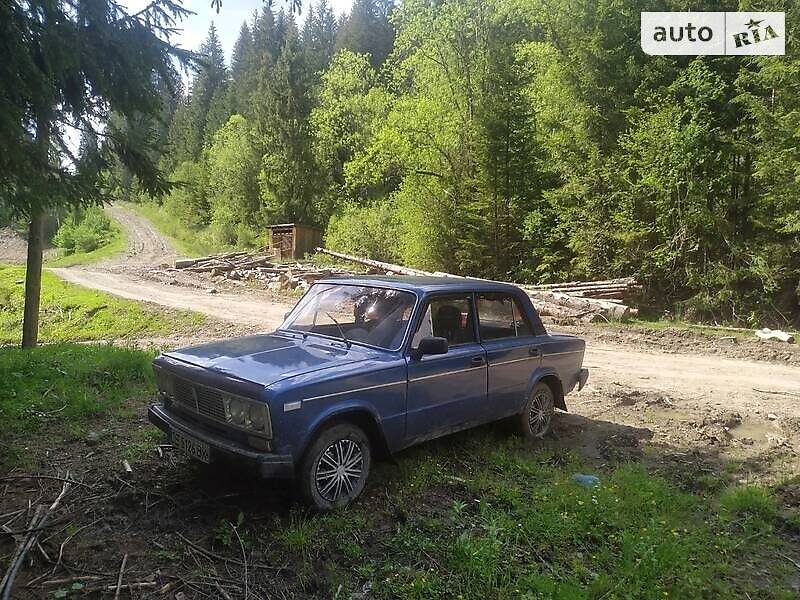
[335, 0, 395, 69]
[303, 0, 338, 77]
[229, 22, 256, 115]
[170, 24, 229, 160]
[254, 12, 318, 224]
[0, 0, 194, 347]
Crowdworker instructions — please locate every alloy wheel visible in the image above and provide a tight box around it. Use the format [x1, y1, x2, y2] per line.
[314, 438, 364, 502]
[528, 387, 553, 437]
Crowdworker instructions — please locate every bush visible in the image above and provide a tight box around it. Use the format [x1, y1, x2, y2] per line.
[53, 206, 114, 255]
[325, 199, 401, 262]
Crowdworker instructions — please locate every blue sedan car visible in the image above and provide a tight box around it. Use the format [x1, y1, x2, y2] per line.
[149, 276, 588, 510]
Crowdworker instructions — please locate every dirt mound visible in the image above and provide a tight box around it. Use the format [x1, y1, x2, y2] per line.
[0, 227, 28, 264]
[561, 323, 800, 366]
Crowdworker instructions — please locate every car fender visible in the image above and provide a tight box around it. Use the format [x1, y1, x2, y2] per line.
[296, 397, 390, 460]
[524, 367, 566, 411]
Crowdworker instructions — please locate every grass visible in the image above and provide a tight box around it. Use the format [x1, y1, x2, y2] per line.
[128, 201, 223, 257]
[270, 436, 797, 599]
[0, 343, 156, 467]
[242, 431, 798, 599]
[46, 220, 127, 267]
[0, 265, 205, 344]
[0, 344, 155, 435]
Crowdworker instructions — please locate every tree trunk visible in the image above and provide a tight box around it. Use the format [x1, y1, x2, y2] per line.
[21, 210, 46, 348]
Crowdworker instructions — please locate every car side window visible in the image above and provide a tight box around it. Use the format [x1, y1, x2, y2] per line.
[412, 296, 476, 347]
[477, 293, 534, 340]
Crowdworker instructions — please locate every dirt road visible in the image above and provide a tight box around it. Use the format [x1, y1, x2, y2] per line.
[48, 205, 800, 478]
[104, 204, 176, 267]
[50, 205, 292, 328]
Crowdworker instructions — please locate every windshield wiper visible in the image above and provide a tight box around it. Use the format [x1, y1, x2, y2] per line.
[325, 312, 351, 348]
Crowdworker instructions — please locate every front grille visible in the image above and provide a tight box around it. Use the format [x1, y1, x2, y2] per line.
[171, 377, 226, 424]
[195, 386, 226, 421]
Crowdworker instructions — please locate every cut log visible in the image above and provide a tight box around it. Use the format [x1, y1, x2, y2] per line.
[315, 248, 431, 277]
[528, 277, 637, 291]
[315, 247, 637, 321]
[528, 291, 634, 321]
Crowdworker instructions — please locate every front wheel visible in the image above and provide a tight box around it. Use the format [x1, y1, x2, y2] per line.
[299, 423, 371, 511]
[517, 382, 555, 439]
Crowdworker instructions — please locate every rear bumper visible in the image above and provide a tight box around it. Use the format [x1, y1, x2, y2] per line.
[578, 368, 589, 391]
[148, 403, 294, 479]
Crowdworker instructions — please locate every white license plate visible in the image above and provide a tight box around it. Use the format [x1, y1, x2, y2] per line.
[173, 430, 211, 463]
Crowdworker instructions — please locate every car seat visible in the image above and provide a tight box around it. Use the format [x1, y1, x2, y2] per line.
[433, 304, 463, 344]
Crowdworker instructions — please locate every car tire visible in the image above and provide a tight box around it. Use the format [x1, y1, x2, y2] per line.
[517, 381, 555, 439]
[299, 423, 371, 511]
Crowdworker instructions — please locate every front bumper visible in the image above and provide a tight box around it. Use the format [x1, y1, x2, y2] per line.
[578, 368, 589, 391]
[148, 403, 294, 479]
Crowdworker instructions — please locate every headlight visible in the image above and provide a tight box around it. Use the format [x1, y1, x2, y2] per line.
[223, 395, 271, 437]
[227, 398, 247, 426]
[247, 404, 268, 432]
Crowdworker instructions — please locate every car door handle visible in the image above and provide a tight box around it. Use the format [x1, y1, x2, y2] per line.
[529, 346, 541, 357]
[471, 355, 486, 367]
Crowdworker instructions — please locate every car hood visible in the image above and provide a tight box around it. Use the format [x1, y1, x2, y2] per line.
[162, 333, 370, 388]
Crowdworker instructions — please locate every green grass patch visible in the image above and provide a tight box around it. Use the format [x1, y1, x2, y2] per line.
[0, 343, 155, 435]
[260, 430, 797, 598]
[46, 220, 127, 267]
[0, 265, 204, 344]
[0, 343, 156, 467]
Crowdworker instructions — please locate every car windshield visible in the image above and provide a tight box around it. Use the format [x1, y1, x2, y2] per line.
[281, 284, 417, 350]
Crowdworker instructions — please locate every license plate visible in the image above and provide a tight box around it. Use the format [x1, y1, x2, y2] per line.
[173, 430, 211, 463]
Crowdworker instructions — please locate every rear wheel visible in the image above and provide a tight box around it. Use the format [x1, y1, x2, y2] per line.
[299, 423, 371, 511]
[517, 382, 555, 439]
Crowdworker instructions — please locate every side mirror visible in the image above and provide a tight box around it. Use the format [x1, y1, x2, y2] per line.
[284, 311, 292, 320]
[411, 336, 448, 360]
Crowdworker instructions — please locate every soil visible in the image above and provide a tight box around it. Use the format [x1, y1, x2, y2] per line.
[565, 323, 800, 366]
[0, 227, 57, 264]
[50, 205, 293, 328]
[0, 227, 29, 263]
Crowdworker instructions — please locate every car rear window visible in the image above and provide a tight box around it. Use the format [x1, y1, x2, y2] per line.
[477, 293, 534, 340]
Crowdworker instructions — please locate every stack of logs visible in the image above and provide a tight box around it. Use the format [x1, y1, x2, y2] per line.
[173, 252, 356, 292]
[315, 248, 640, 323]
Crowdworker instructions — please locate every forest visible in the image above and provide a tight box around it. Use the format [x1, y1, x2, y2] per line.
[101, 0, 799, 326]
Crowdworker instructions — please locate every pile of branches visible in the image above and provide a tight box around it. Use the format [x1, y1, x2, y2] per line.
[0, 469, 286, 599]
[316, 248, 640, 323]
[172, 252, 356, 292]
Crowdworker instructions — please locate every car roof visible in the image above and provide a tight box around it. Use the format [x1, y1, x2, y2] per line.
[314, 275, 524, 295]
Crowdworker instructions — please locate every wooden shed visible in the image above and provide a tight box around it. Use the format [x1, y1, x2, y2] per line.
[267, 223, 322, 260]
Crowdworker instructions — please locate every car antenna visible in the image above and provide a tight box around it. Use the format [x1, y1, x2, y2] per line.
[325, 312, 351, 348]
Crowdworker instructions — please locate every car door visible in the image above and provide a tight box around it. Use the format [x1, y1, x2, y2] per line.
[405, 293, 488, 443]
[477, 292, 542, 418]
